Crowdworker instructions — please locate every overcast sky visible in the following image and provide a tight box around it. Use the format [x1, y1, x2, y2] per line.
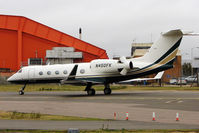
[0, 0, 199, 59]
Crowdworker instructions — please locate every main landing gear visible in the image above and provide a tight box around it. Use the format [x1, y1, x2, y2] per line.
[85, 83, 95, 96]
[104, 84, 112, 95]
[87, 88, 95, 96]
[85, 83, 112, 96]
[19, 83, 27, 95]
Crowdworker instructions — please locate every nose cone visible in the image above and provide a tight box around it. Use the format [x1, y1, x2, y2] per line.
[7, 74, 18, 83]
[7, 75, 15, 82]
[7, 74, 26, 84]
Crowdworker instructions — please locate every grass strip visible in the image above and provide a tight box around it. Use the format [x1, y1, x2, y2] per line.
[0, 84, 126, 92]
[0, 84, 199, 92]
[0, 110, 103, 121]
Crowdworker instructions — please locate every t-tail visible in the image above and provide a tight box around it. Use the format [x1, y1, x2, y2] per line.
[133, 29, 183, 68]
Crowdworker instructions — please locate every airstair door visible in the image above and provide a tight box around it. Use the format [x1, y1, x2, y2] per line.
[28, 68, 35, 80]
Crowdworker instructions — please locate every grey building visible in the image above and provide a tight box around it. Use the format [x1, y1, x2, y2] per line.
[46, 47, 83, 64]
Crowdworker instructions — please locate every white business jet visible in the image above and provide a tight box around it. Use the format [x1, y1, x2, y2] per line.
[7, 29, 192, 95]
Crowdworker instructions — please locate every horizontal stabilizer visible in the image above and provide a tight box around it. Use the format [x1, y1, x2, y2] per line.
[154, 71, 165, 79]
[183, 32, 199, 36]
[162, 29, 183, 36]
[119, 71, 164, 83]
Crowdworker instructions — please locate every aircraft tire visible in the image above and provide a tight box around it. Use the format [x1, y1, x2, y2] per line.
[104, 88, 111, 95]
[19, 90, 24, 95]
[91, 89, 95, 95]
[87, 89, 95, 96]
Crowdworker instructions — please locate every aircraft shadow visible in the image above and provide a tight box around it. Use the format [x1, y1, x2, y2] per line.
[14, 91, 153, 98]
[59, 92, 150, 98]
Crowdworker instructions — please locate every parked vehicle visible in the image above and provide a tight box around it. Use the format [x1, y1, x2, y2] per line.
[169, 78, 187, 85]
[177, 77, 187, 85]
[185, 76, 197, 83]
[169, 78, 177, 85]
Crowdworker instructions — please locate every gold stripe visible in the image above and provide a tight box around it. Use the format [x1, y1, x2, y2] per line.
[131, 48, 178, 75]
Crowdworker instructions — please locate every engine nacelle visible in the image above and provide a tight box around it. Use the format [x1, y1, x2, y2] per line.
[118, 56, 133, 75]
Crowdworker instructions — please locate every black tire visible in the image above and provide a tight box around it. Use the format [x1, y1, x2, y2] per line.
[91, 89, 95, 95]
[19, 90, 24, 95]
[104, 88, 111, 95]
[87, 89, 95, 96]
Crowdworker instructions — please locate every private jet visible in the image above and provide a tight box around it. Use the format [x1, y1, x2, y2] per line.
[7, 29, 193, 95]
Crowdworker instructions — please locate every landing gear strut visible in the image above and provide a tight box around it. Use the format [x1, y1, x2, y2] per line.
[19, 83, 27, 95]
[104, 84, 112, 95]
[85, 83, 95, 96]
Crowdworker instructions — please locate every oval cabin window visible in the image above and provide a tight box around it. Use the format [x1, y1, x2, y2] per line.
[39, 71, 43, 75]
[80, 69, 85, 74]
[47, 71, 51, 75]
[55, 71, 59, 75]
[63, 70, 67, 74]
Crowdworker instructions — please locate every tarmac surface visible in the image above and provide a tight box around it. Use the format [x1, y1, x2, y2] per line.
[0, 90, 199, 130]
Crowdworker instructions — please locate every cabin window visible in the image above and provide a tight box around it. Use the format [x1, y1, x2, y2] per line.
[47, 71, 51, 75]
[39, 71, 43, 75]
[63, 70, 67, 74]
[80, 69, 85, 74]
[18, 69, 22, 73]
[55, 71, 59, 75]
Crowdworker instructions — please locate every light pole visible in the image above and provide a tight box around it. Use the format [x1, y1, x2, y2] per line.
[191, 47, 199, 87]
[179, 52, 189, 87]
[181, 52, 189, 77]
[191, 47, 199, 76]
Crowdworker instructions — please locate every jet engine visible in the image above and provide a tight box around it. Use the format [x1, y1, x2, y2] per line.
[118, 56, 133, 75]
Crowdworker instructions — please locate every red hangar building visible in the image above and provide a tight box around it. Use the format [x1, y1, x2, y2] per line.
[0, 15, 108, 72]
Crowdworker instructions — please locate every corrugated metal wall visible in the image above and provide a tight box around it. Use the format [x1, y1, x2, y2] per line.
[0, 15, 108, 71]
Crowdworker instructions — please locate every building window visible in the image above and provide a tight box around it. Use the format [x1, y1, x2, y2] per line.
[47, 71, 51, 75]
[39, 71, 43, 75]
[63, 70, 67, 74]
[80, 69, 85, 74]
[55, 71, 59, 75]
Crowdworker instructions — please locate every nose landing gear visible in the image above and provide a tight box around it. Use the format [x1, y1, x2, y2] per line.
[19, 83, 27, 95]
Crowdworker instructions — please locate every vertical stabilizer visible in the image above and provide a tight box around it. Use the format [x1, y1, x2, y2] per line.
[138, 30, 183, 64]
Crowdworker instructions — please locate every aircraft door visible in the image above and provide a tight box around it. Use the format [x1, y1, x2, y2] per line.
[28, 68, 35, 80]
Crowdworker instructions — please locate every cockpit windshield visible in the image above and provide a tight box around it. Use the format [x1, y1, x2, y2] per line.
[18, 69, 22, 73]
